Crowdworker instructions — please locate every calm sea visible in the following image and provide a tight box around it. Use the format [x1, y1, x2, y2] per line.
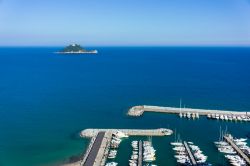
[0, 47, 249, 166]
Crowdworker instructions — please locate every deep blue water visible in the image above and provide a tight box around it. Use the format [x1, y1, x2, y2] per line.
[0, 47, 249, 166]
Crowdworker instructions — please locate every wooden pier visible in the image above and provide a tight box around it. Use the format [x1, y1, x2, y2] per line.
[80, 128, 173, 138]
[183, 141, 197, 166]
[128, 105, 250, 117]
[138, 140, 143, 166]
[223, 135, 250, 166]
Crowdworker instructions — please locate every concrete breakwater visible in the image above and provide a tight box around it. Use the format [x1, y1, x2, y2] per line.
[128, 105, 250, 117]
[80, 128, 173, 138]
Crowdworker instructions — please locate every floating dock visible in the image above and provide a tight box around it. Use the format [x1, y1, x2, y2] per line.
[138, 140, 143, 166]
[128, 105, 250, 117]
[223, 135, 250, 165]
[80, 128, 173, 138]
[183, 141, 197, 166]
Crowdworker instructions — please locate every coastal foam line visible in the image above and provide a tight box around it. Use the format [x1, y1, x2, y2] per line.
[128, 105, 250, 117]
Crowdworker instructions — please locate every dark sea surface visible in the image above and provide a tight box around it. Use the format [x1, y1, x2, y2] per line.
[0, 47, 249, 166]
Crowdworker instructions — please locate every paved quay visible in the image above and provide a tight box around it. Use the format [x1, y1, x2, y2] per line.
[82, 132, 105, 166]
[128, 105, 250, 117]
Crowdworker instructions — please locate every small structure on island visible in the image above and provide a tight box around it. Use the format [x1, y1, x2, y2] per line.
[56, 44, 98, 54]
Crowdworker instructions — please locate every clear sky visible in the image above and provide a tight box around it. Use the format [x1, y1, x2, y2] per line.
[0, 0, 250, 46]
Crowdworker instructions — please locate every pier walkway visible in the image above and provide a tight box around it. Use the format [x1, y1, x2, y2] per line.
[80, 136, 97, 166]
[82, 132, 105, 166]
[223, 135, 250, 165]
[138, 140, 142, 166]
[80, 128, 173, 138]
[183, 141, 197, 166]
[128, 105, 250, 117]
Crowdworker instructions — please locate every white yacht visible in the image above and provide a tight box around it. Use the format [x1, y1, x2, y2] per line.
[113, 131, 128, 138]
[105, 162, 118, 166]
[170, 142, 183, 146]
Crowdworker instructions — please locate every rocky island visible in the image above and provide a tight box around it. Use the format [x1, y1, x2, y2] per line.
[57, 44, 98, 54]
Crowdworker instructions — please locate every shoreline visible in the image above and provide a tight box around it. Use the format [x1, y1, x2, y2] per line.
[61, 161, 81, 166]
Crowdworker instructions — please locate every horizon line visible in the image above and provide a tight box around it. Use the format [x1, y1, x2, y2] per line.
[0, 44, 250, 48]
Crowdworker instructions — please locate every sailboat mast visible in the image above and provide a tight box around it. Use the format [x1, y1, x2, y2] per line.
[180, 98, 182, 113]
[219, 126, 221, 141]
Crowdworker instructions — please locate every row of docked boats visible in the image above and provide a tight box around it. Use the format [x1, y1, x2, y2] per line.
[171, 141, 210, 165]
[143, 140, 156, 163]
[179, 112, 199, 119]
[110, 131, 128, 148]
[188, 142, 208, 164]
[207, 114, 250, 122]
[106, 131, 129, 166]
[232, 137, 250, 157]
[214, 135, 249, 166]
[171, 141, 191, 165]
[129, 140, 139, 166]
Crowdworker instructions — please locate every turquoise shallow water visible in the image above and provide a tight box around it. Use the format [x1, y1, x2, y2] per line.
[0, 47, 249, 166]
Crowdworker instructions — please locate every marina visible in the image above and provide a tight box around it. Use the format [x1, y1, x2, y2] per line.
[80, 128, 172, 166]
[128, 105, 250, 122]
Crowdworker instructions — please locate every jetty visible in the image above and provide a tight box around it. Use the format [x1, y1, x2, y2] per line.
[223, 135, 250, 165]
[80, 128, 173, 138]
[183, 141, 197, 165]
[80, 128, 172, 166]
[138, 140, 143, 166]
[128, 105, 250, 118]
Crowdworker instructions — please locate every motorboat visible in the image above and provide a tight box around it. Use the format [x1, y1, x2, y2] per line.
[113, 131, 128, 138]
[105, 162, 118, 166]
[170, 142, 183, 146]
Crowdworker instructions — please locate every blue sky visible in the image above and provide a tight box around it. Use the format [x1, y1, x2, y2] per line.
[0, 0, 250, 46]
